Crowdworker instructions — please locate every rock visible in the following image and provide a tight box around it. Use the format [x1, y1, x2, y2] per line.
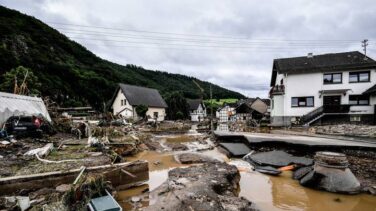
[153, 161, 161, 165]
[144, 162, 256, 211]
[0, 155, 3, 159]
[56, 184, 72, 193]
[246, 150, 313, 167]
[174, 152, 219, 164]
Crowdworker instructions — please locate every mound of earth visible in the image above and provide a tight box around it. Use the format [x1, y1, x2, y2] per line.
[144, 162, 256, 211]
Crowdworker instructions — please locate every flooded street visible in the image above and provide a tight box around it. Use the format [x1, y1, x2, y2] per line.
[116, 129, 376, 211]
[233, 160, 376, 211]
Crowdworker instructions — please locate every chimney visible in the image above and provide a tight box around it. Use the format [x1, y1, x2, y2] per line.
[307, 53, 313, 58]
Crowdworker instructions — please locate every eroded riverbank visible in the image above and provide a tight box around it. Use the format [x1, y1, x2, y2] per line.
[116, 128, 376, 211]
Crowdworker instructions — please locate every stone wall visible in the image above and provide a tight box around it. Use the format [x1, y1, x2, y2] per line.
[311, 124, 376, 138]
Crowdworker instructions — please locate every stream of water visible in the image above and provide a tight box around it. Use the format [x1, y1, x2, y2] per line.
[116, 129, 376, 211]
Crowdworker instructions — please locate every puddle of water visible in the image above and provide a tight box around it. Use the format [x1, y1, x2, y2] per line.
[231, 159, 376, 211]
[116, 150, 188, 210]
[126, 150, 186, 171]
[163, 134, 198, 143]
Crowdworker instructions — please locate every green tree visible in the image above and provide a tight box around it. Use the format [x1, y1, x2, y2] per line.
[165, 92, 189, 120]
[135, 104, 148, 118]
[0, 66, 41, 95]
[175, 111, 184, 120]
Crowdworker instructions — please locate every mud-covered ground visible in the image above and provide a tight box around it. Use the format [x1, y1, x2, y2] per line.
[0, 121, 194, 210]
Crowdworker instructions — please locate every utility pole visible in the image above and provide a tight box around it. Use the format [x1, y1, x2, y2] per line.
[362, 39, 369, 58]
[210, 85, 214, 132]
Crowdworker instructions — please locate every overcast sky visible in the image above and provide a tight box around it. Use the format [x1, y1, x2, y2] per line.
[1, 0, 376, 97]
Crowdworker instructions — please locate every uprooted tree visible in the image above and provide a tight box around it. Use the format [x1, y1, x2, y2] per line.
[0, 66, 41, 95]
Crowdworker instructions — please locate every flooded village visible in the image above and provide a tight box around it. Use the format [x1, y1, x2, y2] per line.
[1, 2, 376, 211]
[1, 51, 376, 211]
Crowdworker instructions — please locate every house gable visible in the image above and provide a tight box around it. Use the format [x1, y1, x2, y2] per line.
[250, 98, 268, 114]
[112, 89, 134, 117]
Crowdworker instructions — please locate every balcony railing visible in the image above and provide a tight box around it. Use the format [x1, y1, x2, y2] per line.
[300, 104, 351, 125]
[322, 104, 351, 113]
[269, 85, 285, 96]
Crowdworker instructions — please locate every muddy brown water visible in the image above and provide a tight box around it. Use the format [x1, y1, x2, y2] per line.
[116, 132, 376, 211]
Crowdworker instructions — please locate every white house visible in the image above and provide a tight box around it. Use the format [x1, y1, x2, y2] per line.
[187, 99, 207, 122]
[110, 84, 168, 122]
[270, 51, 376, 126]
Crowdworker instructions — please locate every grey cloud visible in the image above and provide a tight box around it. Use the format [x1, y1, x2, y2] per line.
[1, 0, 375, 98]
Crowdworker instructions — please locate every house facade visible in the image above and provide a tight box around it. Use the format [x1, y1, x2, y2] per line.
[270, 51, 376, 126]
[187, 99, 207, 122]
[110, 84, 168, 122]
[216, 104, 236, 123]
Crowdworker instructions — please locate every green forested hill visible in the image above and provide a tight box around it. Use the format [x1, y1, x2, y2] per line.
[0, 6, 244, 109]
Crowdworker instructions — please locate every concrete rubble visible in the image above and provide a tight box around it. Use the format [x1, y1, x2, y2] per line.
[219, 142, 251, 157]
[246, 150, 313, 167]
[145, 161, 256, 211]
[298, 151, 361, 194]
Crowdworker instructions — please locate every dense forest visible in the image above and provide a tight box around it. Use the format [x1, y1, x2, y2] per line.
[0, 6, 244, 110]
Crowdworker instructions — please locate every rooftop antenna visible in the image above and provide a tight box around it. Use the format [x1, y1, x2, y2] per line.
[361, 39, 368, 59]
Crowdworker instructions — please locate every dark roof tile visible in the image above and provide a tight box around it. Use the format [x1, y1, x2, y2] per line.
[271, 51, 376, 86]
[118, 84, 168, 108]
[187, 99, 202, 110]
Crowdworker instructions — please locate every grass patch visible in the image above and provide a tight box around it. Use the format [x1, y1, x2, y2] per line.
[204, 98, 238, 106]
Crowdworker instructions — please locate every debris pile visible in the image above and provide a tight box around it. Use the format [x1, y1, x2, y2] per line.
[145, 161, 256, 211]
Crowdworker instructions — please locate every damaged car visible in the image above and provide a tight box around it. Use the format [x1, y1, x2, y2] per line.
[4, 115, 55, 138]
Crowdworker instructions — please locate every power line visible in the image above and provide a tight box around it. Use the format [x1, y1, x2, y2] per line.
[61, 30, 360, 47]
[72, 40, 350, 52]
[48, 22, 362, 43]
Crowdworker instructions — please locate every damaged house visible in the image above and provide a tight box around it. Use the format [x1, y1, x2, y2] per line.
[110, 84, 168, 121]
[187, 99, 207, 122]
[270, 51, 376, 126]
[234, 98, 270, 122]
[216, 103, 237, 123]
[0, 91, 51, 125]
